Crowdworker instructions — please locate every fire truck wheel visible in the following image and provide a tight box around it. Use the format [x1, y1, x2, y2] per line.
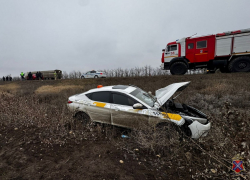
[170, 62, 188, 75]
[229, 56, 250, 72]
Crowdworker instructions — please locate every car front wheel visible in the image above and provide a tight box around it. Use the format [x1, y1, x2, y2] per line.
[94, 75, 98, 78]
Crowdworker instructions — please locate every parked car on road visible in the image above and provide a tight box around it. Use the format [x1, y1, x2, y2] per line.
[67, 82, 211, 139]
[81, 70, 106, 79]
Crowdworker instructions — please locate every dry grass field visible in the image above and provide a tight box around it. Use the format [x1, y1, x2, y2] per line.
[0, 73, 249, 179]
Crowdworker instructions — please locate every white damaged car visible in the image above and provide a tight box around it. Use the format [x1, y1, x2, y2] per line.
[67, 82, 211, 139]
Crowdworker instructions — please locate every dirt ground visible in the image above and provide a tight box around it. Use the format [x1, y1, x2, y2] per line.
[0, 73, 249, 180]
[0, 126, 160, 180]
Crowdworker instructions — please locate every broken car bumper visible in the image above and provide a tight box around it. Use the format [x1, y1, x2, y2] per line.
[188, 121, 211, 139]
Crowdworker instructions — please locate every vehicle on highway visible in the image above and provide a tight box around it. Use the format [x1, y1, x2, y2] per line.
[67, 82, 211, 139]
[161, 28, 250, 75]
[81, 70, 107, 79]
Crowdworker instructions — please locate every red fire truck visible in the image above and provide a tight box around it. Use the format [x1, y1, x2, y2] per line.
[161, 28, 250, 75]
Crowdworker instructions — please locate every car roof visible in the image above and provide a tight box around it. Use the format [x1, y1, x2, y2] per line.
[86, 85, 137, 94]
[84, 71, 103, 73]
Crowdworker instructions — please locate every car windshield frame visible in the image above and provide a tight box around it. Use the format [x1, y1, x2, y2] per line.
[130, 88, 155, 107]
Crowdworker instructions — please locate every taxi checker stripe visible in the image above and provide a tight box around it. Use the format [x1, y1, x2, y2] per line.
[233, 161, 243, 171]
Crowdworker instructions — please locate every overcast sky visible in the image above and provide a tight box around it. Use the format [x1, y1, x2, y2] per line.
[0, 0, 250, 77]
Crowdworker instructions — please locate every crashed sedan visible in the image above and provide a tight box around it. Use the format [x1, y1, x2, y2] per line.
[67, 82, 211, 139]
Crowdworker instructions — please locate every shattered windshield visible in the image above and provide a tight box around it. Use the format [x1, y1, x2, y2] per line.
[130, 88, 155, 107]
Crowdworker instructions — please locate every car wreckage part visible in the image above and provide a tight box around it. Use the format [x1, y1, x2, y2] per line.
[182, 116, 207, 124]
[165, 100, 207, 119]
[179, 118, 211, 139]
[163, 100, 209, 138]
[188, 121, 211, 139]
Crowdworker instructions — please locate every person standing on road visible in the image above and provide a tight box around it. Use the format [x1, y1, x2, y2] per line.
[6, 76, 8, 81]
[2, 76, 5, 81]
[54, 71, 57, 80]
[28, 72, 32, 80]
[57, 71, 61, 79]
[40, 72, 43, 80]
[20, 72, 24, 80]
[36, 72, 39, 80]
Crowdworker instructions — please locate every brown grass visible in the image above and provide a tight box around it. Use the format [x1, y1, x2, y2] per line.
[0, 83, 19, 93]
[35, 85, 82, 94]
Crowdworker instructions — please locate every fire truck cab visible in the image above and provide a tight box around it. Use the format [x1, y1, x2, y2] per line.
[161, 28, 250, 75]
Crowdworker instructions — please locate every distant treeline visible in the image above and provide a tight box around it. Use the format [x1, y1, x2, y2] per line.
[62, 66, 207, 79]
[2, 66, 207, 81]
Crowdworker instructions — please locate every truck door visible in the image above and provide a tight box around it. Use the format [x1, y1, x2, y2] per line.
[164, 44, 178, 63]
[186, 40, 195, 63]
[194, 38, 209, 62]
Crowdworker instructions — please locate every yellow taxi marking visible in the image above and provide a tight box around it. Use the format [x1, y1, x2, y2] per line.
[162, 112, 182, 121]
[195, 53, 208, 55]
[164, 56, 178, 58]
[93, 102, 106, 108]
[128, 109, 142, 113]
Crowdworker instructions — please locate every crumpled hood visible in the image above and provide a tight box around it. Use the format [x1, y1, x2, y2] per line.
[155, 81, 190, 107]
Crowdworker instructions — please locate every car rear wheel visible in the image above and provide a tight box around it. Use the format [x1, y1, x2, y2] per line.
[74, 112, 91, 126]
[170, 62, 188, 75]
[81, 76, 85, 79]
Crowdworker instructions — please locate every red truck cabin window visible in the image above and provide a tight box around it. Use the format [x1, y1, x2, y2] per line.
[196, 40, 207, 49]
[188, 43, 194, 49]
[167, 45, 177, 51]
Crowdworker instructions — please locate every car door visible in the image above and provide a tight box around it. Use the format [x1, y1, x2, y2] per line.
[89, 71, 96, 78]
[110, 92, 149, 129]
[84, 72, 90, 78]
[85, 91, 111, 124]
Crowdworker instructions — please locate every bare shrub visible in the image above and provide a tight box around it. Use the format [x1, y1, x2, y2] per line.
[131, 122, 181, 155]
[62, 71, 69, 79]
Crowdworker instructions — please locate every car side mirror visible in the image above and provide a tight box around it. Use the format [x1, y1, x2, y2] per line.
[133, 103, 144, 109]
